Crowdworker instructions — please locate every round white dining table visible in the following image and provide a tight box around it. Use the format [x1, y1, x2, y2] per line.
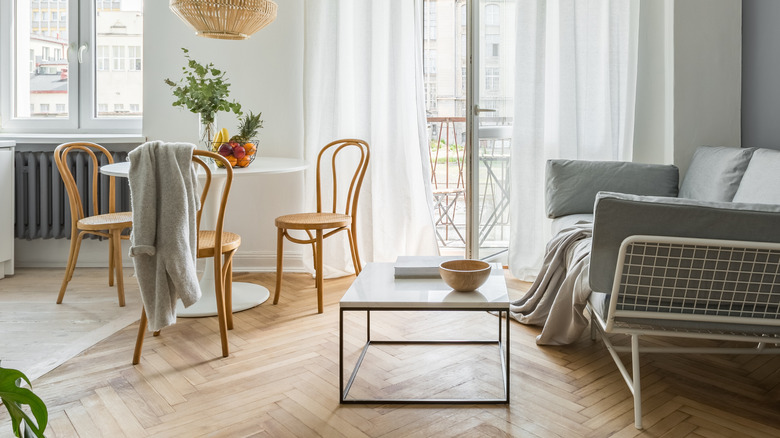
[100, 157, 308, 317]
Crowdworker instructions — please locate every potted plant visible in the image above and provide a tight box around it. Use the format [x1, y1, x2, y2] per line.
[164, 48, 243, 147]
[0, 364, 47, 438]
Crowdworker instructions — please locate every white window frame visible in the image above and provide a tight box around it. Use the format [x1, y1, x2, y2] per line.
[0, 0, 141, 134]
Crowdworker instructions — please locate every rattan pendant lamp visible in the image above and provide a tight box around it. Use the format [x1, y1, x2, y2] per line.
[170, 0, 278, 40]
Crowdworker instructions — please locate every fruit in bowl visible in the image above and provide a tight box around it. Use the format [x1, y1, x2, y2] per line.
[211, 111, 263, 168]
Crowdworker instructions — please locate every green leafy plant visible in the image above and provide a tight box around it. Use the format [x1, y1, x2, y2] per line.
[0, 365, 47, 438]
[164, 48, 243, 126]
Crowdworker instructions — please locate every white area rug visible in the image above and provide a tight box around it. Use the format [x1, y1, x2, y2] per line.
[0, 268, 142, 381]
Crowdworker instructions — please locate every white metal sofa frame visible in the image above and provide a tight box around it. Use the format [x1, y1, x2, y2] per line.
[588, 235, 780, 429]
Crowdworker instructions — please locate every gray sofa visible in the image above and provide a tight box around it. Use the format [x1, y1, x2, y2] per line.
[545, 146, 780, 429]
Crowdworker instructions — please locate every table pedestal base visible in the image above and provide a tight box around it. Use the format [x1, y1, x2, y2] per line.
[175, 258, 270, 317]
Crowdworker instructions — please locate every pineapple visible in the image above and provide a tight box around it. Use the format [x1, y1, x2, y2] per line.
[230, 111, 263, 143]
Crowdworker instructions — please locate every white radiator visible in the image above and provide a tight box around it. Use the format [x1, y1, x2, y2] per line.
[14, 151, 130, 240]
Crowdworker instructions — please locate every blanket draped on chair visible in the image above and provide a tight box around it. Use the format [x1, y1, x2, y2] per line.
[510, 222, 593, 345]
[128, 141, 201, 331]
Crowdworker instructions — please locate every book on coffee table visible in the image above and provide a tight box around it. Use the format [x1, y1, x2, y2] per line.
[393, 255, 461, 278]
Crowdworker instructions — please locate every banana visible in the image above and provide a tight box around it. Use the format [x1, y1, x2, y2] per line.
[211, 130, 223, 151]
[220, 128, 229, 143]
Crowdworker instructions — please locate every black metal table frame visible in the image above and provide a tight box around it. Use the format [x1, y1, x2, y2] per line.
[339, 306, 510, 404]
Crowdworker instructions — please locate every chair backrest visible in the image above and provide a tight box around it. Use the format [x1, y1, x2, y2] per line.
[315, 139, 370, 219]
[191, 150, 233, 250]
[54, 142, 117, 223]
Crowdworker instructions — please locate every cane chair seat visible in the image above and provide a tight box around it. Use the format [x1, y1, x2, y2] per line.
[275, 212, 352, 230]
[198, 230, 242, 257]
[77, 212, 133, 231]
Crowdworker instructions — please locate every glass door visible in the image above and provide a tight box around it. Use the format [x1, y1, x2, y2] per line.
[468, 0, 515, 261]
[423, 0, 514, 261]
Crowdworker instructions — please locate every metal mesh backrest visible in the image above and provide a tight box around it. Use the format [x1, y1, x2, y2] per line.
[614, 236, 780, 322]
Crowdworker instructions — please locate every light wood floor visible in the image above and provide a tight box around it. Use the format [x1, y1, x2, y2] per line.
[2, 269, 780, 437]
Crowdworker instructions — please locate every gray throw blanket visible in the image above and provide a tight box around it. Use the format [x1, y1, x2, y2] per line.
[128, 141, 201, 331]
[510, 222, 593, 345]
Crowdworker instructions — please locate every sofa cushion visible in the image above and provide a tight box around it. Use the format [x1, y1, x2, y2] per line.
[732, 148, 780, 205]
[546, 159, 679, 218]
[679, 146, 755, 202]
[590, 191, 780, 294]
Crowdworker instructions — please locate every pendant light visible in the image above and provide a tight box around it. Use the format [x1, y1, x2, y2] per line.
[170, 0, 278, 41]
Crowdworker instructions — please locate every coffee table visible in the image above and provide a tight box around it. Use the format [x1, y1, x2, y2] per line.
[339, 262, 510, 404]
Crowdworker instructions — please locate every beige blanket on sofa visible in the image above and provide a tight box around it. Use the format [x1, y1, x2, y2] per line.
[509, 222, 593, 345]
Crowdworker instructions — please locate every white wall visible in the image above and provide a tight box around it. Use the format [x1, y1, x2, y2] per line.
[632, 0, 742, 177]
[145, 1, 307, 272]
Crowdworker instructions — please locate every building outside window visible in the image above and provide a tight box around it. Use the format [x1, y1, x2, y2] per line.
[128, 46, 141, 71]
[1, 0, 143, 132]
[485, 4, 500, 25]
[112, 46, 125, 71]
[97, 45, 110, 71]
[485, 67, 500, 91]
[485, 33, 499, 57]
[424, 2, 437, 40]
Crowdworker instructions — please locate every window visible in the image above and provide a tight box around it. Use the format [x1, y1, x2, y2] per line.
[485, 67, 500, 91]
[128, 46, 141, 71]
[111, 46, 125, 71]
[1, 0, 143, 133]
[485, 33, 500, 57]
[424, 49, 437, 75]
[424, 2, 437, 40]
[129, 103, 139, 113]
[97, 45, 109, 71]
[485, 4, 500, 25]
[461, 4, 466, 26]
[114, 103, 124, 112]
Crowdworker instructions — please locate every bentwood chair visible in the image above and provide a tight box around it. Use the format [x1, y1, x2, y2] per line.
[54, 142, 133, 306]
[133, 150, 241, 362]
[274, 139, 370, 313]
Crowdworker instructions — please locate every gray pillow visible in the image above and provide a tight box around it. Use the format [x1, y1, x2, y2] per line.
[545, 159, 679, 218]
[679, 146, 755, 202]
[732, 148, 780, 205]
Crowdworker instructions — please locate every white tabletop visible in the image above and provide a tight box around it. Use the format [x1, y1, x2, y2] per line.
[340, 262, 509, 310]
[99, 156, 308, 177]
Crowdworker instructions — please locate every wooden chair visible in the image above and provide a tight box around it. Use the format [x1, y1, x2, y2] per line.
[274, 139, 370, 313]
[54, 142, 132, 307]
[133, 150, 241, 363]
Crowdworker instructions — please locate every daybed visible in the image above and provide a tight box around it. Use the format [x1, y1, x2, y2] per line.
[545, 146, 780, 429]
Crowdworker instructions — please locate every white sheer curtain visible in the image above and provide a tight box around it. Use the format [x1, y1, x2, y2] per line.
[303, 0, 439, 278]
[508, 0, 639, 280]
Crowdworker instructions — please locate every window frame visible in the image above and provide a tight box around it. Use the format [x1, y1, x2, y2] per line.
[0, 0, 141, 134]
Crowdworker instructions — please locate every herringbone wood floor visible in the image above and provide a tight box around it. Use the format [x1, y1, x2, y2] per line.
[2, 269, 780, 437]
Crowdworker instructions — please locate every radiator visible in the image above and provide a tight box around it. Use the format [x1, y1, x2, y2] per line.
[14, 151, 131, 240]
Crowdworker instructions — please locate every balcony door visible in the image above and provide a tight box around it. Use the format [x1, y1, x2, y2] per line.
[424, 0, 515, 260]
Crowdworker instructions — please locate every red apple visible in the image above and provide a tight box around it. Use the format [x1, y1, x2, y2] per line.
[218, 143, 233, 157]
[233, 144, 246, 159]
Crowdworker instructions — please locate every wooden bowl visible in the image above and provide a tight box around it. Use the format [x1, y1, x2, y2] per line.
[439, 259, 491, 292]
